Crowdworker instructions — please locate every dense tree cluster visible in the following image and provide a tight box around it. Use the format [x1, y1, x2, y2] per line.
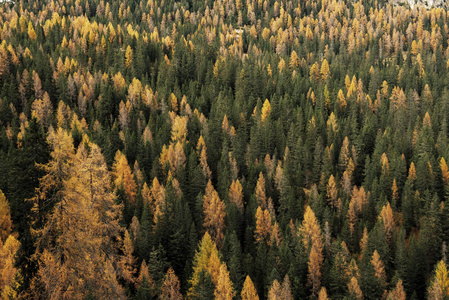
[0, 0, 449, 298]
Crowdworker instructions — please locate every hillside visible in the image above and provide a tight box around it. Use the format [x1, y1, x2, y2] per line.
[0, 0, 448, 298]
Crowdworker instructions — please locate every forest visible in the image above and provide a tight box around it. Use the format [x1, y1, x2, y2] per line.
[0, 0, 449, 298]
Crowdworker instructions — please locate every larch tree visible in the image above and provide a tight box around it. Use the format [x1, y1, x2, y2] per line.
[348, 277, 363, 300]
[254, 206, 273, 245]
[371, 250, 387, 291]
[125, 45, 133, 68]
[281, 275, 293, 300]
[428, 260, 449, 300]
[188, 233, 229, 298]
[0, 190, 12, 243]
[327, 175, 340, 211]
[268, 279, 281, 300]
[261, 99, 271, 123]
[32, 141, 126, 299]
[440, 158, 449, 197]
[119, 230, 136, 285]
[229, 180, 244, 213]
[300, 206, 324, 296]
[160, 267, 183, 300]
[255, 172, 267, 209]
[241, 275, 259, 300]
[197, 136, 212, 181]
[150, 177, 166, 226]
[387, 279, 406, 300]
[318, 287, 329, 300]
[113, 150, 137, 205]
[379, 202, 394, 242]
[214, 263, 235, 300]
[203, 181, 226, 248]
[171, 115, 188, 144]
[320, 59, 330, 81]
[0, 235, 21, 299]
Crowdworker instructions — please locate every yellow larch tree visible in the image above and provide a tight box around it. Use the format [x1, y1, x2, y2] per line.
[338, 89, 347, 109]
[348, 277, 363, 300]
[408, 162, 417, 182]
[254, 206, 273, 245]
[300, 206, 324, 296]
[428, 260, 449, 300]
[320, 59, 330, 81]
[281, 275, 293, 299]
[261, 99, 271, 122]
[309, 62, 320, 82]
[28, 21, 37, 40]
[171, 115, 188, 144]
[161, 267, 182, 300]
[188, 233, 232, 298]
[150, 177, 166, 226]
[392, 179, 399, 204]
[241, 275, 259, 300]
[0, 190, 12, 243]
[371, 250, 387, 288]
[0, 235, 21, 299]
[32, 141, 125, 299]
[125, 45, 133, 68]
[326, 175, 340, 211]
[113, 150, 137, 205]
[119, 230, 136, 285]
[31, 92, 53, 128]
[318, 287, 329, 300]
[197, 136, 212, 180]
[440, 158, 449, 195]
[255, 172, 267, 209]
[379, 202, 394, 242]
[387, 279, 406, 300]
[268, 279, 281, 300]
[203, 180, 226, 248]
[215, 263, 235, 300]
[229, 180, 244, 213]
[348, 186, 368, 235]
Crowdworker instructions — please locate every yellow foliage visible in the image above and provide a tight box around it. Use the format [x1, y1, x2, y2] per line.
[261, 99, 271, 122]
[113, 150, 137, 204]
[171, 115, 188, 144]
[125, 45, 133, 68]
[255, 172, 267, 209]
[428, 260, 449, 300]
[229, 180, 244, 213]
[203, 181, 226, 248]
[320, 59, 330, 81]
[0, 190, 12, 243]
[348, 277, 363, 300]
[215, 263, 235, 300]
[241, 275, 259, 300]
[379, 202, 394, 241]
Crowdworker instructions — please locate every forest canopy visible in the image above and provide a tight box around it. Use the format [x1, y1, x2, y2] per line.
[0, 0, 449, 298]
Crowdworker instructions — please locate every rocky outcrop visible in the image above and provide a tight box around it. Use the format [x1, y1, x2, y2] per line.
[394, 0, 447, 9]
